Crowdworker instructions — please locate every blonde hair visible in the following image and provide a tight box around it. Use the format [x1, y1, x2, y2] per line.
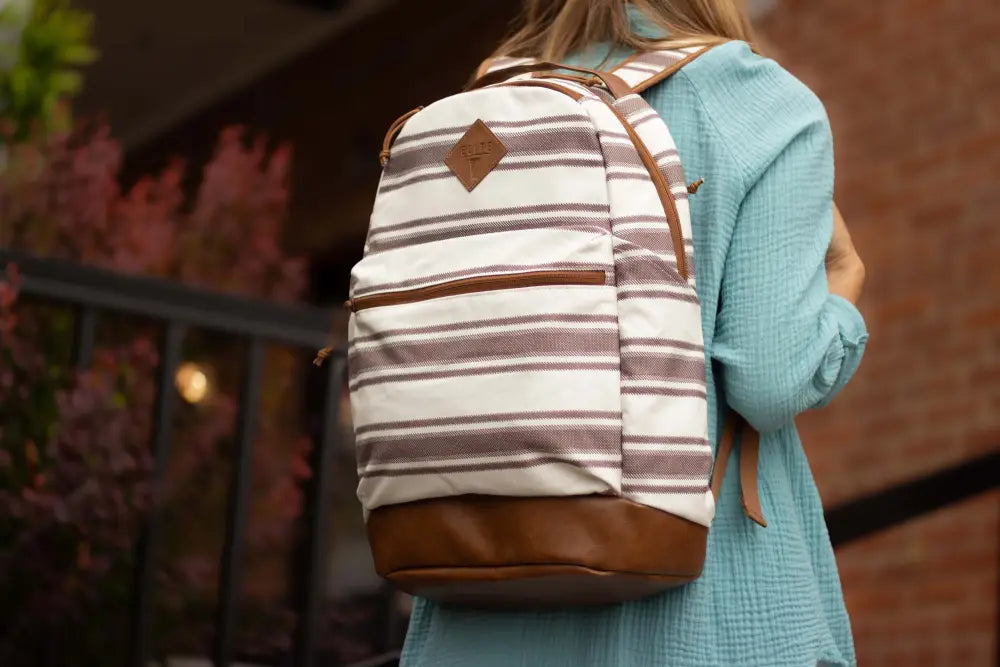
[492, 0, 755, 62]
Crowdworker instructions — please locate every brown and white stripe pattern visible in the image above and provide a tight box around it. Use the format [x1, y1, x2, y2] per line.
[349, 277, 623, 508]
[378, 118, 605, 195]
[348, 52, 714, 527]
[611, 92, 697, 287]
[607, 48, 700, 89]
[365, 202, 612, 255]
[578, 74, 710, 523]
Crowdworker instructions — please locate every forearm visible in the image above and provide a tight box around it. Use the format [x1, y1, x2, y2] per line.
[826, 202, 866, 304]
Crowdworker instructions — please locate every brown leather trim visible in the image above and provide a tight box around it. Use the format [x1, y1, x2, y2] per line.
[443, 119, 508, 192]
[711, 412, 766, 527]
[380, 107, 423, 166]
[345, 269, 606, 313]
[389, 566, 695, 608]
[500, 79, 585, 101]
[312, 347, 332, 367]
[602, 100, 688, 280]
[468, 61, 631, 99]
[368, 494, 707, 607]
[629, 47, 716, 94]
[739, 427, 767, 526]
[530, 71, 597, 86]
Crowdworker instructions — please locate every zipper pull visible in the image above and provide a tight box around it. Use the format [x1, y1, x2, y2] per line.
[380, 106, 424, 167]
[313, 347, 332, 367]
[687, 178, 705, 194]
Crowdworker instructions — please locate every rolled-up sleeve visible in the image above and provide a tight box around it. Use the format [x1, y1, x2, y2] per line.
[710, 58, 869, 433]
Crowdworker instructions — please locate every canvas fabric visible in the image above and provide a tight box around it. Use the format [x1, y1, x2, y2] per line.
[348, 49, 717, 528]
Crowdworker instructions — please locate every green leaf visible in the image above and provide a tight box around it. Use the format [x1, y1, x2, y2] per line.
[7, 65, 32, 100]
[60, 44, 96, 64]
[0, 0, 99, 138]
[49, 69, 81, 94]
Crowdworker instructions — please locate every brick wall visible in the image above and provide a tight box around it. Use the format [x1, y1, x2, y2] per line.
[758, 1, 999, 664]
[836, 491, 998, 666]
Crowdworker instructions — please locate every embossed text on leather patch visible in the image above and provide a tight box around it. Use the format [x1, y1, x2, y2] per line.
[444, 119, 507, 191]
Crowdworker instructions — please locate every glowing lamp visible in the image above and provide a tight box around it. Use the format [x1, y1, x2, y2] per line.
[175, 362, 210, 404]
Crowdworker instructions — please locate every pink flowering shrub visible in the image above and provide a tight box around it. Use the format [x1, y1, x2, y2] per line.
[0, 123, 327, 662]
[1, 122, 304, 300]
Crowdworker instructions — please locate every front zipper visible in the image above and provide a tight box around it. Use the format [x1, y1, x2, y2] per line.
[344, 270, 607, 313]
[602, 101, 688, 281]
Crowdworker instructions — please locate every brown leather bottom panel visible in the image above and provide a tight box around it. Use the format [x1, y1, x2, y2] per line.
[367, 495, 708, 608]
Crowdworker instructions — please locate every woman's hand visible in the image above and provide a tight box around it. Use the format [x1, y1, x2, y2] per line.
[826, 203, 866, 304]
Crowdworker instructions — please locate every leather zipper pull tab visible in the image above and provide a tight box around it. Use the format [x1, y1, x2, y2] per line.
[313, 347, 332, 367]
[380, 106, 423, 167]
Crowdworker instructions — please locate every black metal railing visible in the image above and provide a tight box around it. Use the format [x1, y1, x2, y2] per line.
[826, 448, 1000, 547]
[1, 248, 350, 667]
[2, 247, 997, 667]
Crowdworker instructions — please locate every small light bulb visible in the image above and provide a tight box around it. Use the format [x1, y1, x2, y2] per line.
[175, 362, 210, 404]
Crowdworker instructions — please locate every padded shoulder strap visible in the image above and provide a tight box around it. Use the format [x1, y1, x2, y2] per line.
[476, 45, 716, 95]
[609, 45, 715, 94]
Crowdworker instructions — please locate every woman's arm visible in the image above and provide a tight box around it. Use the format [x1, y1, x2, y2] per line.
[711, 68, 869, 434]
[827, 203, 866, 304]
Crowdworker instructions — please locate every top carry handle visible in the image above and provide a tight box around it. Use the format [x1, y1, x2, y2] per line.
[476, 45, 717, 95]
[467, 61, 633, 98]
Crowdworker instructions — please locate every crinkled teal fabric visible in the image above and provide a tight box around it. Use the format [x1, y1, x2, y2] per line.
[399, 41, 868, 667]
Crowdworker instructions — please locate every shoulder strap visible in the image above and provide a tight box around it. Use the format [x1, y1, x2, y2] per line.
[711, 411, 767, 527]
[475, 44, 716, 95]
[468, 61, 632, 98]
[608, 45, 715, 94]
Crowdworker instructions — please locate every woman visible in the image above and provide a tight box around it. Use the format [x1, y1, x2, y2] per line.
[400, 1, 868, 665]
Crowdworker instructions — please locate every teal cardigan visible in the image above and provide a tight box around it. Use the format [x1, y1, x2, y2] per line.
[400, 41, 869, 667]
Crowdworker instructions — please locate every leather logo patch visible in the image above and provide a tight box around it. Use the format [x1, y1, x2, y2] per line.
[444, 119, 507, 191]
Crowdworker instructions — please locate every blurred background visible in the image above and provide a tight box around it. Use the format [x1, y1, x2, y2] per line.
[0, 0, 996, 666]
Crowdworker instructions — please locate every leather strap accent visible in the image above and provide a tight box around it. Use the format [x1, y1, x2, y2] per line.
[626, 47, 715, 94]
[710, 412, 766, 527]
[687, 178, 705, 194]
[473, 45, 720, 101]
[501, 79, 585, 101]
[379, 106, 423, 167]
[529, 71, 596, 86]
[467, 61, 632, 99]
[739, 427, 767, 527]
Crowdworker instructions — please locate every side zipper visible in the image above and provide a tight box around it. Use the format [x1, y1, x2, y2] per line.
[344, 269, 607, 313]
[315, 269, 606, 366]
[601, 101, 688, 281]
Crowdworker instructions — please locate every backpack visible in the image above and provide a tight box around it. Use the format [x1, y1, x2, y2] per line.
[334, 46, 766, 608]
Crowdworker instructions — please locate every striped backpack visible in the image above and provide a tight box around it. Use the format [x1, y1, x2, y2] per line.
[339, 46, 766, 608]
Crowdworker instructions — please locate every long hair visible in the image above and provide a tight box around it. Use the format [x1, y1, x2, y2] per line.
[492, 0, 756, 62]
